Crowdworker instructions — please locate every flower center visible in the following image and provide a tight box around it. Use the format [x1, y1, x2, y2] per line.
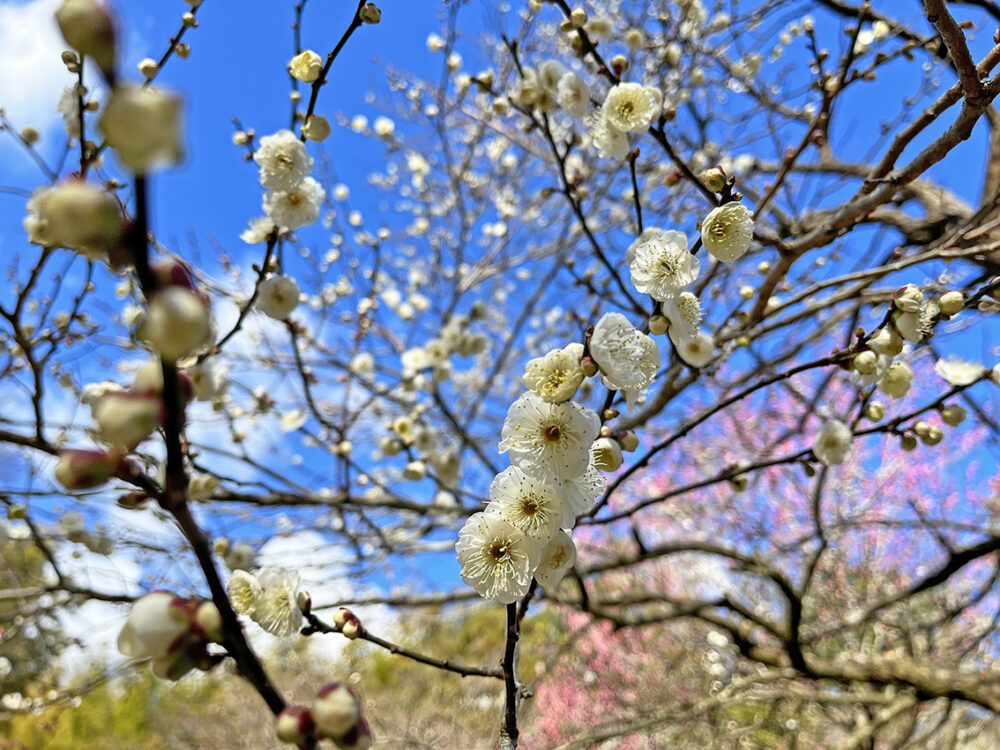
[489, 540, 510, 563]
[520, 496, 540, 517]
[542, 424, 562, 442]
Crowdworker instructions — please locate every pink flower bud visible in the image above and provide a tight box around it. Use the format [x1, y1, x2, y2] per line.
[54, 449, 118, 490]
[332, 607, 354, 628]
[312, 682, 361, 739]
[276, 705, 315, 745]
[55, 0, 116, 79]
[341, 618, 362, 640]
[117, 592, 190, 662]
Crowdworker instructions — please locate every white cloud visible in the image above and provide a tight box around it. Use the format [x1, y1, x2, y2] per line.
[0, 0, 68, 132]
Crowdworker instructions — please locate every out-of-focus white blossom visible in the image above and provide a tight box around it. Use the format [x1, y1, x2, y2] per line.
[534, 530, 576, 590]
[813, 420, 853, 466]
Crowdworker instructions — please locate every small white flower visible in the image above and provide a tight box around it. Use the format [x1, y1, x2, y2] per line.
[813, 419, 853, 466]
[240, 216, 275, 244]
[522, 342, 585, 403]
[557, 73, 590, 118]
[499, 393, 601, 482]
[253, 130, 314, 192]
[187, 359, 228, 401]
[602, 82, 660, 133]
[456, 512, 541, 603]
[878, 361, 914, 399]
[256, 274, 300, 319]
[673, 331, 715, 368]
[700, 203, 754, 262]
[892, 284, 924, 313]
[486, 466, 563, 543]
[58, 86, 81, 138]
[288, 49, 323, 83]
[263, 177, 325, 230]
[589, 312, 661, 411]
[894, 308, 932, 343]
[227, 570, 262, 616]
[661, 292, 702, 342]
[934, 357, 985, 386]
[587, 112, 629, 160]
[853, 352, 892, 386]
[253, 568, 303, 636]
[534, 530, 577, 590]
[629, 229, 699, 300]
[869, 327, 903, 357]
[538, 60, 567, 93]
[554, 456, 603, 526]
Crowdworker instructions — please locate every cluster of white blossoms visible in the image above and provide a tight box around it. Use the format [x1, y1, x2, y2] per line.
[589, 82, 663, 160]
[250, 129, 326, 232]
[226, 567, 305, 637]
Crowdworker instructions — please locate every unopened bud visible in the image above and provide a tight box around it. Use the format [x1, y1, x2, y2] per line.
[938, 290, 964, 315]
[580, 356, 598, 377]
[359, 3, 381, 23]
[940, 404, 966, 427]
[900, 433, 918, 451]
[701, 166, 727, 192]
[312, 683, 362, 739]
[569, 7, 588, 27]
[182, 12, 197, 26]
[648, 314, 668, 335]
[194, 602, 223, 642]
[21, 126, 40, 145]
[852, 350, 878, 375]
[146, 287, 212, 362]
[302, 114, 331, 142]
[54, 449, 118, 490]
[663, 171, 682, 187]
[55, 0, 117, 79]
[93, 391, 161, 449]
[618, 430, 639, 452]
[276, 706, 315, 745]
[865, 402, 885, 422]
[610, 54, 628, 75]
[174, 42, 190, 59]
[921, 425, 943, 446]
[137, 57, 158, 78]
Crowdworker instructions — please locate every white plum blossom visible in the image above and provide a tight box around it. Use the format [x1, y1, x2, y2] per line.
[878, 361, 914, 399]
[253, 568, 303, 636]
[538, 60, 567, 93]
[629, 229, 699, 300]
[499, 393, 601, 482]
[254, 130, 314, 191]
[700, 203, 754, 262]
[240, 216, 275, 244]
[227, 570, 263, 617]
[187, 359, 228, 401]
[934, 357, 985, 386]
[813, 419, 853, 466]
[288, 49, 323, 82]
[99, 85, 183, 174]
[587, 112, 629, 160]
[256, 275, 301, 319]
[673, 331, 715, 368]
[554, 457, 603, 526]
[487, 466, 564, 543]
[591, 436, 623, 471]
[263, 177, 325, 230]
[57, 86, 81, 138]
[534, 530, 577, 590]
[557, 73, 590, 118]
[661, 292, 702, 342]
[589, 312, 661, 411]
[522, 343, 585, 403]
[456, 512, 541, 603]
[145, 287, 212, 362]
[602, 82, 661, 133]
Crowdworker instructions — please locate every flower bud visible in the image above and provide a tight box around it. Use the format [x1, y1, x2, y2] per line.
[54, 449, 118, 490]
[618, 430, 639, 452]
[865, 402, 885, 422]
[663, 171, 682, 187]
[182, 11, 196, 26]
[591, 437, 623, 472]
[610, 54, 628, 75]
[940, 404, 966, 426]
[878, 361, 914, 399]
[341, 618, 362, 639]
[403, 460, 427, 481]
[194, 601, 223, 642]
[359, 3, 381, 24]
[900, 433, 918, 451]
[99, 85, 183, 173]
[303, 114, 331, 142]
[312, 683, 362, 739]
[55, 0, 116, 79]
[852, 350, 878, 375]
[276, 706, 315, 745]
[701, 166, 727, 192]
[648, 314, 668, 335]
[34, 180, 122, 257]
[94, 391, 161, 449]
[146, 287, 212, 362]
[869, 327, 903, 357]
[938, 290, 964, 315]
[289, 49, 323, 83]
[892, 284, 923, 313]
[174, 42, 190, 58]
[337, 717, 374, 750]
[921, 425, 943, 446]
[117, 592, 190, 661]
[580, 356, 598, 377]
[333, 607, 355, 628]
[569, 7, 588, 27]
[137, 57, 158, 78]
[21, 126, 40, 145]
[913, 420, 931, 438]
